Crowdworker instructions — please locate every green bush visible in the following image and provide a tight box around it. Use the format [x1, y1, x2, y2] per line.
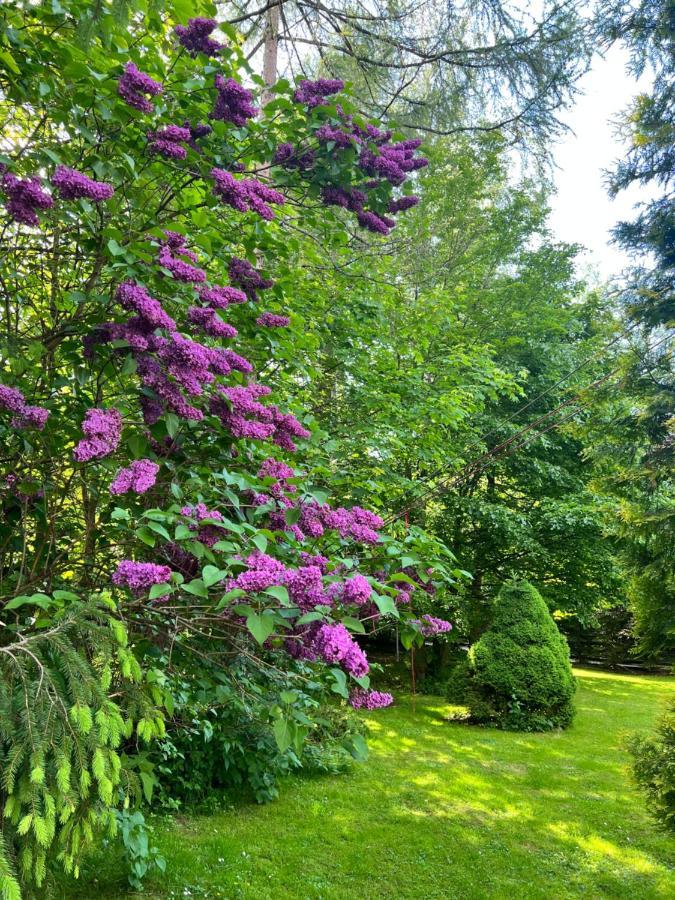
[456, 581, 576, 731]
[629, 700, 675, 832]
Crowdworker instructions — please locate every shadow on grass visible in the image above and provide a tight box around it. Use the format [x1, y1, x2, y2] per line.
[60, 670, 674, 899]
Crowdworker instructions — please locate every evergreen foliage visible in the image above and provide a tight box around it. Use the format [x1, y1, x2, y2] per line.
[0, 596, 164, 896]
[629, 699, 675, 832]
[455, 581, 576, 731]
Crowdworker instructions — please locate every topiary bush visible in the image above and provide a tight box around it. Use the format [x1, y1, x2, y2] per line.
[457, 581, 576, 731]
[628, 700, 675, 833]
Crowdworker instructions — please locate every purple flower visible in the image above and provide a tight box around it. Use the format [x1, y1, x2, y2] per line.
[211, 75, 257, 125]
[116, 281, 176, 331]
[340, 574, 372, 606]
[73, 408, 122, 462]
[0, 383, 49, 430]
[388, 195, 419, 213]
[157, 239, 206, 283]
[411, 614, 452, 637]
[1, 173, 53, 226]
[256, 312, 289, 328]
[211, 169, 285, 220]
[188, 306, 238, 339]
[349, 688, 393, 710]
[112, 560, 172, 596]
[285, 565, 328, 611]
[147, 125, 192, 160]
[52, 166, 114, 202]
[174, 18, 224, 56]
[293, 78, 344, 108]
[313, 623, 369, 677]
[315, 124, 354, 149]
[109, 458, 159, 495]
[181, 503, 224, 547]
[197, 284, 248, 308]
[118, 62, 162, 114]
[357, 210, 393, 235]
[228, 256, 273, 302]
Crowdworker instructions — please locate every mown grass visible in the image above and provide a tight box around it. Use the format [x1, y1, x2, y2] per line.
[67, 669, 674, 899]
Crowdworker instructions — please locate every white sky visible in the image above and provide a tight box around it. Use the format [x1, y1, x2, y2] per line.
[548, 45, 653, 283]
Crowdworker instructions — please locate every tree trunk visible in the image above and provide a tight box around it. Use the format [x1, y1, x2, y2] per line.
[261, 2, 280, 107]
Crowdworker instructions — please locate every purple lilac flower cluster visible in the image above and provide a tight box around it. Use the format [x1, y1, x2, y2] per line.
[1, 172, 53, 226]
[197, 283, 247, 308]
[211, 75, 258, 125]
[52, 166, 114, 202]
[349, 688, 393, 710]
[258, 458, 297, 498]
[188, 306, 237, 339]
[73, 408, 123, 462]
[412, 614, 452, 637]
[228, 257, 274, 302]
[276, 92, 426, 235]
[118, 62, 163, 113]
[112, 560, 172, 596]
[293, 78, 344, 108]
[210, 383, 310, 451]
[147, 125, 192, 160]
[109, 458, 159, 495]
[311, 623, 369, 676]
[174, 18, 224, 57]
[0, 383, 49, 430]
[116, 280, 176, 331]
[180, 503, 225, 547]
[211, 169, 285, 220]
[256, 312, 289, 328]
[157, 232, 206, 282]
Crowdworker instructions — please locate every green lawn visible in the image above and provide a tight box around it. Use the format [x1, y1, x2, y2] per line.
[69, 669, 673, 899]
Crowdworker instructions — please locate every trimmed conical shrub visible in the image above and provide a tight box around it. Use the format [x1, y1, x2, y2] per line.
[459, 581, 576, 731]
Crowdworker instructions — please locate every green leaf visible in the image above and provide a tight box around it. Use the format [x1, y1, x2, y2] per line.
[263, 585, 289, 604]
[202, 565, 226, 588]
[348, 733, 369, 761]
[285, 506, 301, 525]
[5, 593, 53, 611]
[330, 668, 348, 698]
[246, 612, 275, 645]
[149, 583, 171, 600]
[53, 590, 79, 602]
[373, 594, 400, 618]
[107, 238, 125, 256]
[165, 413, 180, 438]
[273, 717, 293, 753]
[145, 520, 170, 540]
[341, 616, 366, 634]
[183, 579, 208, 598]
[251, 532, 268, 553]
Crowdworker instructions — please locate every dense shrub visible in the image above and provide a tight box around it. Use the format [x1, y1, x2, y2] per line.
[453, 581, 576, 731]
[153, 650, 367, 807]
[629, 700, 675, 832]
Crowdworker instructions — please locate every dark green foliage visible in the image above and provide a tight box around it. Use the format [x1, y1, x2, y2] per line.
[629, 699, 675, 832]
[153, 652, 366, 807]
[458, 581, 576, 731]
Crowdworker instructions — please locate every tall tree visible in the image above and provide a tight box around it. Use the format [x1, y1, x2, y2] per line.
[590, 0, 674, 656]
[222, 0, 594, 148]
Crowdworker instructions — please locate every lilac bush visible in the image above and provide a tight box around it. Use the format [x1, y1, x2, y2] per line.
[0, 11, 457, 855]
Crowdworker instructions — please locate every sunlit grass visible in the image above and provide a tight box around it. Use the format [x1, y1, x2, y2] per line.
[66, 669, 674, 899]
